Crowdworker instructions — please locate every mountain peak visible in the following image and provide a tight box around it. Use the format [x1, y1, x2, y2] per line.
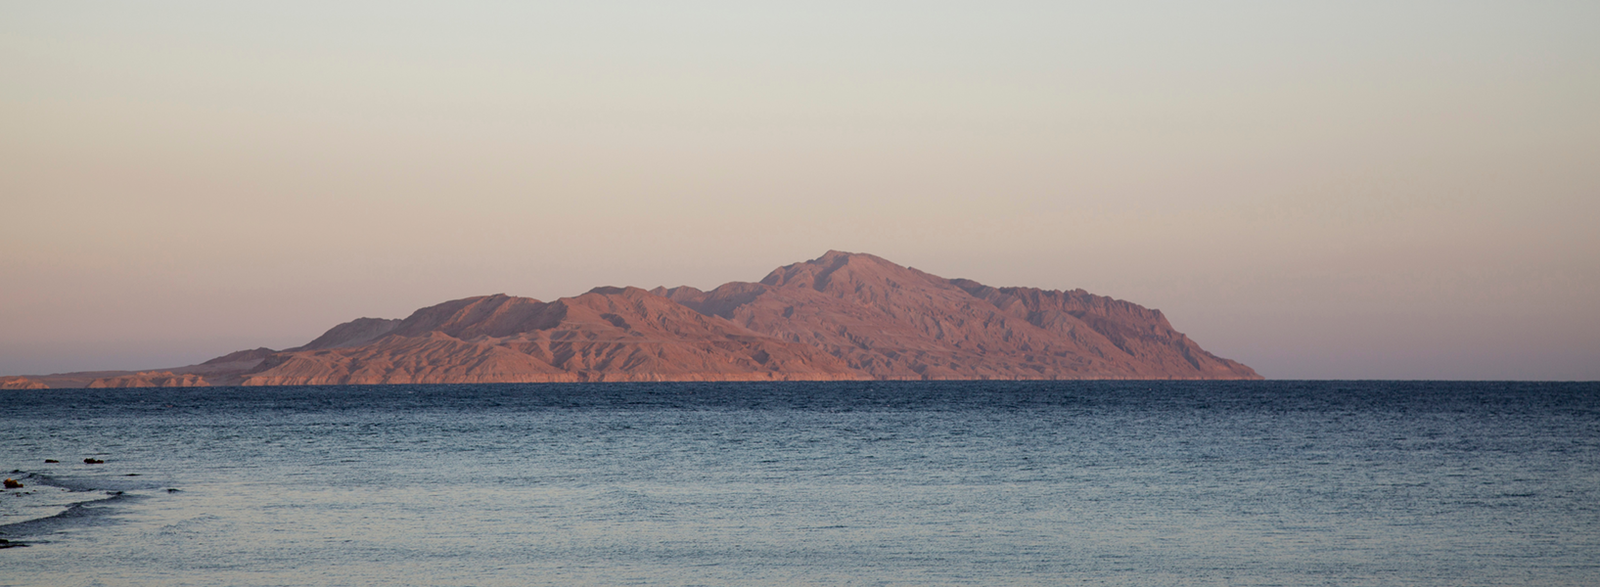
[584, 285, 652, 297]
[678, 251, 1258, 380]
[759, 250, 935, 294]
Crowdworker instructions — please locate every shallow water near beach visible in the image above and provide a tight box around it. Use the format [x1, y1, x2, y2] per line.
[3, 381, 1598, 586]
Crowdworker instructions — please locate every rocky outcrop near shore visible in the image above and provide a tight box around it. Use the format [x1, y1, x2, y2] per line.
[18, 251, 1260, 386]
[0, 376, 48, 390]
[86, 372, 208, 388]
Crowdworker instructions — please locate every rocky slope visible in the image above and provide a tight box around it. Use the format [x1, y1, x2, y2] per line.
[657, 251, 1257, 380]
[17, 251, 1259, 387]
[233, 287, 860, 385]
[0, 376, 49, 390]
[86, 371, 208, 388]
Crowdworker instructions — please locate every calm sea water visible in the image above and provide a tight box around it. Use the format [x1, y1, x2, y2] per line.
[2, 381, 1597, 586]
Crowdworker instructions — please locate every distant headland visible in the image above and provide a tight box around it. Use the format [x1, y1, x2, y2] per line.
[9, 251, 1259, 388]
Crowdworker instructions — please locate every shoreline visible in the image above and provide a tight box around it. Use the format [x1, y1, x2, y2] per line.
[0, 471, 152, 548]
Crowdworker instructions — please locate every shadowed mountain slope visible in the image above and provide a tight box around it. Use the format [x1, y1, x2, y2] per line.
[230, 287, 863, 386]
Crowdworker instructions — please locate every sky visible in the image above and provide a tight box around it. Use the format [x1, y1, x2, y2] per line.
[2, 1, 1597, 380]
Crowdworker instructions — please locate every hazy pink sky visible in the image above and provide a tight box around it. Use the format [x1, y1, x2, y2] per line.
[3, 1, 1597, 379]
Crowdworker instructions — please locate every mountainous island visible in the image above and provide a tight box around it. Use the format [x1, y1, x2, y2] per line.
[11, 251, 1259, 388]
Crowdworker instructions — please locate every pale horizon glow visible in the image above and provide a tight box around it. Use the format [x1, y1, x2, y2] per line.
[3, 1, 1597, 380]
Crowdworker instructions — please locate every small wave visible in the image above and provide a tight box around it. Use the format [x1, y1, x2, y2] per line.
[0, 471, 146, 545]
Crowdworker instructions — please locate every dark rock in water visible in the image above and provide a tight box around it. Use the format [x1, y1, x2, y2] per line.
[83, 458, 104, 464]
[44, 459, 59, 463]
[2, 478, 21, 489]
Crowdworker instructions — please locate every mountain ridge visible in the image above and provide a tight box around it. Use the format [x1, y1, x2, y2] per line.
[17, 251, 1259, 387]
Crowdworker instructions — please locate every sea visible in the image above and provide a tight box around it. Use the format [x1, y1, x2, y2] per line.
[2, 381, 1597, 586]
